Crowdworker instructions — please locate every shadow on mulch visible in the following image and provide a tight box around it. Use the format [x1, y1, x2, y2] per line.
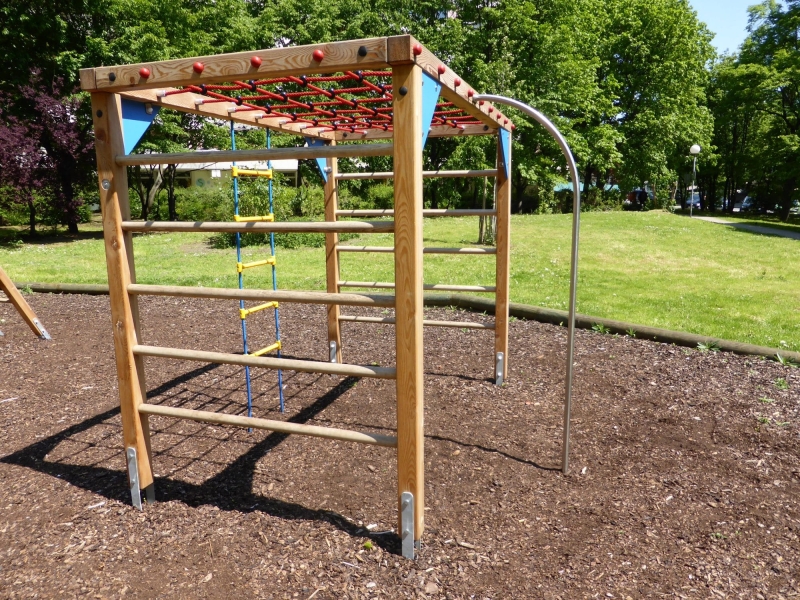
[0, 364, 408, 553]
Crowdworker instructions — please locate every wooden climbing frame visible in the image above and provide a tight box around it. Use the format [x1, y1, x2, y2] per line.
[0, 266, 51, 339]
[80, 35, 513, 558]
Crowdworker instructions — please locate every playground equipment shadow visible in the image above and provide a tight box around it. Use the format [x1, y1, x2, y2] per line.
[1, 293, 799, 598]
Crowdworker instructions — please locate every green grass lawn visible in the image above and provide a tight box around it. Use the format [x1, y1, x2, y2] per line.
[2, 211, 798, 351]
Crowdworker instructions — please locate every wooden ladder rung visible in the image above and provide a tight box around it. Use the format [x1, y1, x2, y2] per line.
[339, 315, 495, 330]
[338, 281, 496, 293]
[121, 220, 394, 234]
[132, 344, 396, 379]
[335, 246, 496, 255]
[127, 284, 396, 307]
[138, 404, 397, 447]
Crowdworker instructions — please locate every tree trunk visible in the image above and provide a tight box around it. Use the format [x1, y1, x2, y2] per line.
[27, 198, 36, 235]
[142, 167, 163, 220]
[779, 176, 796, 222]
[166, 164, 178, 221]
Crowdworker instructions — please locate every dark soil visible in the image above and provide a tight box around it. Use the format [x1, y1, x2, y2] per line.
[1, 293, 799, 599]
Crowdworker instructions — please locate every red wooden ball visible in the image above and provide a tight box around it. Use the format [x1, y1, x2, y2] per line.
[250, 56, 262, 68]
[467, 89, 474, 98]
[437, 64, 446, 75]
[453, 77, 461, 87]
[412, 43, 423, 56]
[139, 67, 151, 79]
[193, 62, 204, 74]
[488, 106, 494, 113]
[312, 49, 325, 62]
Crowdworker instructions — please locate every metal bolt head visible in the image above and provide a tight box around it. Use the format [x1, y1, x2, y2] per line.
[101, 179, 110, 190]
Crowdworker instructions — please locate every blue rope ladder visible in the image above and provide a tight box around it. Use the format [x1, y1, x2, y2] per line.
[230, 122, 286, 415]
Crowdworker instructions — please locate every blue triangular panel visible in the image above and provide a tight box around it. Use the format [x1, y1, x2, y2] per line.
[121, 99, 159, 155]
[304, 137, 328, 183]
[499, 128, 511, 179]
[421, 72, 441, 148]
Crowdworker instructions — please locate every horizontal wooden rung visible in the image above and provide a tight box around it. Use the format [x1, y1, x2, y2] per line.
[115, 143, 394, 167]
[338, 281, 496, 293]
[138, 404, 397, 447]
[336, 209, 497, 217]
[133, 344, 396, 379]
[336, 246, 495, 254]
[251, 341, 281, 357]
[128, 284, 395, 307]
[339, 315, 495, 330]
[122, 221, 394, 234]
[336, 169, 498, 180]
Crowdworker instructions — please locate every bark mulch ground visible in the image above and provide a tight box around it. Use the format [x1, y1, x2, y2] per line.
[1, 293, 799, 599]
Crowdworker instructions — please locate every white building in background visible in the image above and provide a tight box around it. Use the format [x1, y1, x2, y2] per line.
[183, 159, 299, 189]
[140, 158, 299, 189]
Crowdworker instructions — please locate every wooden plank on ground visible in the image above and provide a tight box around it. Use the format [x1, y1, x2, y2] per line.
[0, 267, 50, 339]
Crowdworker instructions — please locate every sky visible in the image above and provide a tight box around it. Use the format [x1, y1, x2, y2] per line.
[689, 0, 756, 54]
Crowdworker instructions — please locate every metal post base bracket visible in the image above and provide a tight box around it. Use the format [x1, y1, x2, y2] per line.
[126, 447, 142, 510]
[401, 491, 415, 560]
[329, 340, 338, 363]
[495, 352, 505, 386]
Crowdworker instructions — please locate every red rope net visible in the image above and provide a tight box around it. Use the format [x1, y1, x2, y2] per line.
[165, 70, 486, 135]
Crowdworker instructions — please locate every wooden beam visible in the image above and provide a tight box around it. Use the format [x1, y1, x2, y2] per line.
[91, 92, 154, 492]
[334, 123, 491, 140]
[120, 220, 394, 234]
[338, 281, 496, 293]
[324, 150, 342, 363]
[336, 209, 497, 217]
[336, 169, 498, 180]
[119, 89, 335, 141]
[80, 38, 389, 92]
[139, 404, 397, 447]
[335, 245, 495, 254]
[388, 35, 512, 133]
[115, 142, 393, 167]
[392, 63, 425, 543]
[127, 284, 396, 308]
[495, 135, 512, 382]
[339, 315, 495, 330]
[0, 266, 50, 339]
[133, 345, 396, 379]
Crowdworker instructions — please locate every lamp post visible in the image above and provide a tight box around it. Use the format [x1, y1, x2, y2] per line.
[689, 144, 701, 217]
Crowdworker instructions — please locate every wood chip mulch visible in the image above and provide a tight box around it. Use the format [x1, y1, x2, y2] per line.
[1, 293, 799, 599]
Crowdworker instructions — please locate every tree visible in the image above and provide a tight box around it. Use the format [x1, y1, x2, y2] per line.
[0, 72, 93, 234]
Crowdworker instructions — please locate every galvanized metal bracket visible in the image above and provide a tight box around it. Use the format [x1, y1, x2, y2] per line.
[401, 491, 415, 559]
[33, 319, 51, 340]
[126, 447, 142, 510]
[495, 352, 505, 386]
[329, 340, 338, 363]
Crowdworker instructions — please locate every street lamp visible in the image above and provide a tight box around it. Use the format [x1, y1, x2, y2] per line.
[689, 144, 701, 217]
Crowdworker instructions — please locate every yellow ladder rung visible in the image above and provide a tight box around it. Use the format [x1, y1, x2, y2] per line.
[234, 214, 274, 222]
[237, 257, 276, 273]
[232, 166, 273, 179]
[251, 341, 281, 357]
[239, 302, 279, 320]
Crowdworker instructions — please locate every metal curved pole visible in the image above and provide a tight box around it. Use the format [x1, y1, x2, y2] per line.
[473, 95, 581, 474]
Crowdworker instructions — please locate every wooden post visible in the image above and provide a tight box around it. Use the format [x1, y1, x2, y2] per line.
[324, 151, 342, 363]
[495, 135, 511, 381]
[392, 63, 425, 543]
[91, 92, 154, 495]
[0, 266, 50, 339]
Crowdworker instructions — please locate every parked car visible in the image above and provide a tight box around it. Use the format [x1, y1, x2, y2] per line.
[686, 192, 701, 209]
[733, 196, 754, 213]
[790, 199, 800, 215]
